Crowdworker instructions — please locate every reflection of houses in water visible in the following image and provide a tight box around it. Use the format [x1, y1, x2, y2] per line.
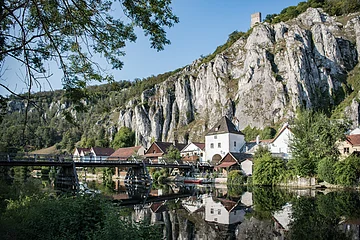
[182, 196, 204, 214]
[241, 191, 253, 207]
[273, 203, 293, 239]
[204, 195, 246, 225]
[150, 201, 169, 223]
[340, 218, 360, 240]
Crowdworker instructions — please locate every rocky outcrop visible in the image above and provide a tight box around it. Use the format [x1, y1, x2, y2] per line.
[115, 8, 360, 146]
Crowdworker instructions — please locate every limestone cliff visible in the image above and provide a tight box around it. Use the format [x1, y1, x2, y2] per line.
[117, 8, 360, 146]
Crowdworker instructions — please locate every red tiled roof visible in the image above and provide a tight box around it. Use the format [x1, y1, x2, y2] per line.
[192, 142, 205, 150]
[215, 198, 238, 212]
[110, 146, 141, 159]
[214, 162, 237, 169]
[346, 134, 360, 146]
[155, 142, 187, 152]
[91, 147, 115, 156]
[144, 153, 163, 158]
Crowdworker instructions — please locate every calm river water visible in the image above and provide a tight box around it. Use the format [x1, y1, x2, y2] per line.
[2, 171, 360, 240]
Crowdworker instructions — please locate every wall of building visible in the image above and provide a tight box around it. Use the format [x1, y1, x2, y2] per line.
[205, 133, 245, 163]
[270, 128, 292, 159]
[241, 160, 253, 176]
[338, 141, 360, 158]
[180, 143, 205, 163]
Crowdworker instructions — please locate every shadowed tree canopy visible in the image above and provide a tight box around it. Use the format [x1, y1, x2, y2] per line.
[111, 126, 135, 149]
[0, 0, 179, 106]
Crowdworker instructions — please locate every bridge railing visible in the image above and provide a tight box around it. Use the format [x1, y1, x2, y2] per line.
[0, 153, 74, 162]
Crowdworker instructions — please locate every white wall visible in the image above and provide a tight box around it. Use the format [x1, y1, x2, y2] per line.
[180, 143, 205, 163]
[229, 133, 246, 153]
[241, 160, 253, 176]
[204, 195, 244, 225]
[270, 128, 292, 159]
[205, 133, 245, 163]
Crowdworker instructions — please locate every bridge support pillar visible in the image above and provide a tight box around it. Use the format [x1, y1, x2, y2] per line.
[125, 165, 151, 184]
[54, 164, 79, 193]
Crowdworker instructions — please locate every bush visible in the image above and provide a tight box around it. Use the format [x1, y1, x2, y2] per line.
[334, 155, 360, 186]
[0, 195, 162, 240]
[253, 153, 286, 186]
[317, 157, 336, 184]
[227, 170, 247, 185]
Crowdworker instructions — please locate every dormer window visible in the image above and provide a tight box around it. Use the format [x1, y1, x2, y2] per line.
[215, 126, 219, 132]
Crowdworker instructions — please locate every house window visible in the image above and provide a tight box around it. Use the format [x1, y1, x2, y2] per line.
[200, 153, 203, 157]
[344, 148, 350, 154]
[214, 218, 218, 221]
[218, 209, 221, 215]
[210, 208, 214, 214]
[234, 141, 236, 147]
[218, 143, 221, 148]
[234, 210, 236, 215]
[214, 135, 217, 139]
[210, 143, 214, 149]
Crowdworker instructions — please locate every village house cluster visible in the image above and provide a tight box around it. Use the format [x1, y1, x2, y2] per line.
[73, 116, 359, 177]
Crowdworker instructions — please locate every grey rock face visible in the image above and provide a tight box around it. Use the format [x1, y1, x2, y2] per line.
[117, 8, 360, 146]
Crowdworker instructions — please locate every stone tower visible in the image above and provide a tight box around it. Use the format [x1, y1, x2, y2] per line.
[251, 12, 261, 27]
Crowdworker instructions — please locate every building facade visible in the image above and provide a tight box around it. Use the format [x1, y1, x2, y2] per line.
[205, 116, 246, 165]
[180, 142, 205, 163]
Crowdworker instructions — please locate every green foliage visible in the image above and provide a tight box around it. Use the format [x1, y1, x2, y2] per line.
[289, 110, 349, 177]
[227, 170, 247, 186]
[334, 155, 360, 186]
[252, 187, 293, 219]
[242, 125, 276, 142]
[162, 145, 181, 163]
[265, 0, 360, 25]
[288, 194, 352, 240]
[111, 127, 135, 149]
[1, 0, 179, 111]
[253, 145, 271, 160]
[199, 29, 252, 64]
[0, 194, 162, 240]
[253, 152, 287, 185]
[317, 157, 336, 183]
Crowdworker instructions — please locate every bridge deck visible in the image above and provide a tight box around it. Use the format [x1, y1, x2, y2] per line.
[0, 160, 195, 169]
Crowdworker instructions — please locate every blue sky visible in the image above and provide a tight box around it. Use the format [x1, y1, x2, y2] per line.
[0, 0, 304, 95]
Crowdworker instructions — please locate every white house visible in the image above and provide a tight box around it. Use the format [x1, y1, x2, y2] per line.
[204, 195, 245, 225]
[180, 142, 205, 163]
[205, 116, 246, 165]
[269, 123, 293, 159]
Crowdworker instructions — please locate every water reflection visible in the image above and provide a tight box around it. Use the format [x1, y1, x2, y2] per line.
[3, 168, 360, 240]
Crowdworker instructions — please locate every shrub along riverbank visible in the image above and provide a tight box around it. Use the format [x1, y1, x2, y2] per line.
[0, 187, 161, 240]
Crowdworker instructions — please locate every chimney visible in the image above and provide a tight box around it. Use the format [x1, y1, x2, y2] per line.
[256, 135, 260, 145]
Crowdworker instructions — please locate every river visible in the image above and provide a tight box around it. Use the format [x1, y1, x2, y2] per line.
[1, 168, 360, 240]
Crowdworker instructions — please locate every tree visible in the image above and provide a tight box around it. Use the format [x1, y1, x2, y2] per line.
[289, 110, 349, 177]
[334, 155, 360, 186]
[162, 145, 181, 163]
[1, 0, 178, 108]
[111, 127, 135, 149]
[317, 157, 336, 184]
[253, 152, 287, 186]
